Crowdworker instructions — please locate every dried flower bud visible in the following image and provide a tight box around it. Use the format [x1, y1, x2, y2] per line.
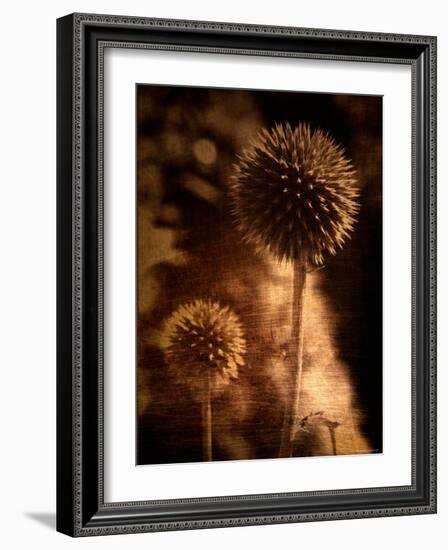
[162, 299, 246, 398]
[230, 122, 359, 267]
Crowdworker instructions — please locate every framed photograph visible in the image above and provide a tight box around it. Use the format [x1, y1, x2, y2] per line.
[57, 13, 437, 536]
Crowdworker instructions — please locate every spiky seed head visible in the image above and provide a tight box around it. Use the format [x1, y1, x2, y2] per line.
[162, 299, 246, 399]
[230, 122, 360, 267]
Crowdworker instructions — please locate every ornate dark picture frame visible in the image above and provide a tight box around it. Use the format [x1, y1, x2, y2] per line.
[57, 13, 437, 537]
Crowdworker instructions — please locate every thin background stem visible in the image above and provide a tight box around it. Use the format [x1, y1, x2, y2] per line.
[328, 426, 338, 456]
[202, 372, 213, 461]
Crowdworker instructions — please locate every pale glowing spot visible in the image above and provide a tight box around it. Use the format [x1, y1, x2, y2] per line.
[193, 138, 217, 165]
[182, 174, 221, 203]
[159, 205, 181, 224]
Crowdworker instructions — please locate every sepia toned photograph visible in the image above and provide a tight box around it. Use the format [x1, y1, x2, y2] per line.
[136, 84, 382, 465]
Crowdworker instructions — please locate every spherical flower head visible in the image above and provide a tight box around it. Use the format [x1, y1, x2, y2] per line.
[162, 300, 246, 398]
[230, 122, 360, 267]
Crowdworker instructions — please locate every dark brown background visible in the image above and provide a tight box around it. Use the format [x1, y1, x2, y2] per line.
[136, 84, 382, 465]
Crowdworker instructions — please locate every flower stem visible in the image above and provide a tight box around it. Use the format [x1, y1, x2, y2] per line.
[202, 372, 213, 461]
[279, 260, 307, 458]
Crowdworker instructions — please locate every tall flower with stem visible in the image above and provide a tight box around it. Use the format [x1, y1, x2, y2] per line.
[163, 299, 246, 461]
[230, 122, 359, 457]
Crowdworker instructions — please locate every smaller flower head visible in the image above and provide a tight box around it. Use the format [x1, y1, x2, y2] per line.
[162, 300, 246, 398]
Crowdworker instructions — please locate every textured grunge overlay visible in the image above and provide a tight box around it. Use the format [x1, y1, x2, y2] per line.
[136, 84, 382, 465]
